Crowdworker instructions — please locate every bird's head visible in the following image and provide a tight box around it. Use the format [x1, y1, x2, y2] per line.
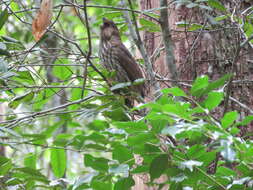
[100, 18, 120, 41]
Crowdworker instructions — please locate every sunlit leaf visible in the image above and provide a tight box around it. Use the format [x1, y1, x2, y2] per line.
[221, 111, 238, 129]
[50, 148, 66, 178]
[204, 91, 223, 110]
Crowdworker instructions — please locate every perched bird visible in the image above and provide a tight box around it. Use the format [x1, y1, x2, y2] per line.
[99, 18, 145, 105]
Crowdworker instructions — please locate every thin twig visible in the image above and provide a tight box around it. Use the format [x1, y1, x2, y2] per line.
[81, 0, 92, 98]
[2, 95, 95, 129]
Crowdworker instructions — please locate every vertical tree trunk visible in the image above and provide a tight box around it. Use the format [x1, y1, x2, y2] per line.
[133, 0, 253, 189]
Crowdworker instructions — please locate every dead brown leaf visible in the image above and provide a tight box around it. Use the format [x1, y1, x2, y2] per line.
[32, 0, 53, 41]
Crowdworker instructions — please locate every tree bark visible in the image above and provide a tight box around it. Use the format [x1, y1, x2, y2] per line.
[132, 0, 253, 189]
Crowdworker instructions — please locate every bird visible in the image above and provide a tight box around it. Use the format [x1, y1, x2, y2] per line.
[99, 17, 145, 106]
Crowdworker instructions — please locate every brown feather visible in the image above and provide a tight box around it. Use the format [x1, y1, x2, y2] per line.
[99, 18, 145, 98]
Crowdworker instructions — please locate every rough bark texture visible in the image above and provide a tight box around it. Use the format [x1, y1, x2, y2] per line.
[132, 0, 253, 189]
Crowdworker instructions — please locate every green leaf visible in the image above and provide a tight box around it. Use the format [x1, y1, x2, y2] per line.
[91, 180, 112, 190]
[149, 155, 168, 180]
[14, 167, 48, 182]
[87, 120, 109, 131]
[11, 71, 35, 84]
[24, 153, 36, 169]
[237, 115, 253, 126]
[9, 91, 34, 109]
[139, 18, 160, 32]
[0, 9, 9, 30]
[52, 59, 72, 80]
[204, 91, 223, 110]
[202, 74, 232, 95]
[103, 107, 129, 121]
[84, 154, 109, 172]
[50, 148, 66, 178]
[191, 74, 232, 97]
[207, 0, 226, 12]
[216, 166, 236, 177]
[190, 75, 209, 97]
[112, 144, 133, 163]
[102, 11, 122, 19]
[114, 177, 135, 190]
[162, 87, 186, 97]
[0, 156, 12, 175]
[113, 121, 148, 133]
[176, 21, 190, 28]
[188, 23, 204, 31]
[33, 88, 59, 111]
[127, 132, 154, 146]
[221, 111, 238, 129]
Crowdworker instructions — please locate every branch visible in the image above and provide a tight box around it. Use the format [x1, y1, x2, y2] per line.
[81, 0, 92, 98]
[159, 0, 178, 83]
[122, 0, 160, 93]
[1, 95, 95, 129]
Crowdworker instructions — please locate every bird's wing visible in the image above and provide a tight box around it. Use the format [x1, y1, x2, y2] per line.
[113, 44, 144, 82]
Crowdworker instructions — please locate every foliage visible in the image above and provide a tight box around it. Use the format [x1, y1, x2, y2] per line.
[0, 0, 253, 190]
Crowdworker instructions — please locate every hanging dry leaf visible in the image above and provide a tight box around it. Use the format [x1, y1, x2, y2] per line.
[32, 0, 53, 41]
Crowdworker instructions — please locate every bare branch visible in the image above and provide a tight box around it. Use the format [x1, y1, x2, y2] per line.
[159, 0, 178, 83]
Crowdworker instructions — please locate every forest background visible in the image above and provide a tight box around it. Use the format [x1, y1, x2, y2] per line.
[0, 0, 253, 189]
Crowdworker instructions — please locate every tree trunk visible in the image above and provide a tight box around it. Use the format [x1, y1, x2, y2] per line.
[132, 0, 253, 189]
